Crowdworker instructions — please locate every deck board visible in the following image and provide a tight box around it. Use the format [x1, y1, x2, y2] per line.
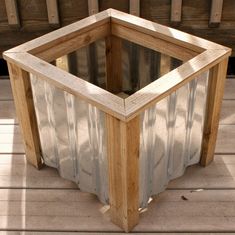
[0, 79, 235, 233]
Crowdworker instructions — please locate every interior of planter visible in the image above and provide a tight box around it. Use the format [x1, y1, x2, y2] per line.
[53, 37, 183, 98]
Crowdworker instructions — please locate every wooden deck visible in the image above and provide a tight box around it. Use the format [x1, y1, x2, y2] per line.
[0, 78, 235, 234]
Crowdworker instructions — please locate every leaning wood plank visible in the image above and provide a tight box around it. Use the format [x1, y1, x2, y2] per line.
[46, 0, 60, 26]
[129, 0, 140, 16]
[4, 0, 20, 27]
[210, 0, 223, 26]
[105, 36, 123, 93]
[171, 0, 182, 23]
[200, 58, 229, 166]
[7, 63, 43, 168]
[3, 53, 126, 121]
[106, 115, 140, 232]
[125, 49, 231, 121]
[88, 0, 99, 15]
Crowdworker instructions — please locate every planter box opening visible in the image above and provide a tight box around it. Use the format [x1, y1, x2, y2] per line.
[3, 9, 231, 232]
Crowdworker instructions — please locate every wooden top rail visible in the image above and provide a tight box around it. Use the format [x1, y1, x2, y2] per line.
[3, 8, 231, 122]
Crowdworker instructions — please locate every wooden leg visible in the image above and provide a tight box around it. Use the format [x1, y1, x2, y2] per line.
[106, 114, 140, 232]
[105, 35, 122, 94]
[200, 58, 229, 166]
[7, 63, 43, 169]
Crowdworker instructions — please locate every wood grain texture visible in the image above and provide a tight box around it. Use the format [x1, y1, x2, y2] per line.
[105, 36, 122, 94]
[111, 23, 197, 61]
[171, 0, 182, 23]
[125, 49, 230, 121]
[4, 53, 126, 121]
[200, 58, 229, 166]
[129, 0, 140, 16]
[4, 0, 20, 27]
[106, 115, 140, 232]
[7, 63, 42, 168]
[209, 0, 223, 26]
[88, 0, 99, 15]
[46, 0, 60, 26]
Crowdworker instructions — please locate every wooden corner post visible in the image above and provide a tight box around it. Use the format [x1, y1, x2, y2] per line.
[200, 58, 229, 166]
[7, 63, 43, 169]
[106, 115, 140, 232]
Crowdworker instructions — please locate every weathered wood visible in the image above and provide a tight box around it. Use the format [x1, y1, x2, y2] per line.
[4, 52, 126, 121]
[125, 49, 230, 121]
[171, 0, 182, 23]
[200, 58, 229, 166]
[7, 63, 43, 168]
[46, 0, 60, 27]
[4, 0, 20, 27]
[106, 115, 140, 232]
[111, 23, 197, 61]
[210, 0, 223, 27]
[88, 0, 99, 15]
[129, 0, 140, 16]
[105, 36, 123, 94]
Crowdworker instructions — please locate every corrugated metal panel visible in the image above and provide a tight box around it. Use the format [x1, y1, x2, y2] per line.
[30, 41, 208, 207]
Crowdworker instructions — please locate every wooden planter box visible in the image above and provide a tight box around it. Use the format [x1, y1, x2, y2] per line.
[3, 9, 231, 232]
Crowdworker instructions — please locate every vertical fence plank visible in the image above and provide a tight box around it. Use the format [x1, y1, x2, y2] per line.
[7, 63, 43, 169]
[200, 58, 229, 166]
[129, 0, 140, 16]
[171, 0, 182, 23]
[106, 114, 140, 232]
[4, 0, 20, 27]
[46, 0, 60, 26]
[88, 0, 99, 15]
[209, 0, 223, 27]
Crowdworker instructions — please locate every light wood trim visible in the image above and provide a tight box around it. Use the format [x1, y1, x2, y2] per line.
[46, 0, 60, 26]
[112, 23, 197, 61]
[7, 63, 42, 169]
[110, 9, 228, 52]
[129, 0, 140, 16]
[106, 114, 140, 232]
[3, 52, 126, 121]
[171, 0, 182, 23]
[88, 0, 99, 15]
[210, 0, 223, 26]
[35, 23, 109, 62]
[4, 0, 20, 27]
[125, 49, 231, 121]
[105, 36, 122, 93]
[5, 9, 111, 54]
[200, 58, 229, 166]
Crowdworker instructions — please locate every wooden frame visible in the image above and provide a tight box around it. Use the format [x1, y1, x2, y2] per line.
[3, 9, 231, 232]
